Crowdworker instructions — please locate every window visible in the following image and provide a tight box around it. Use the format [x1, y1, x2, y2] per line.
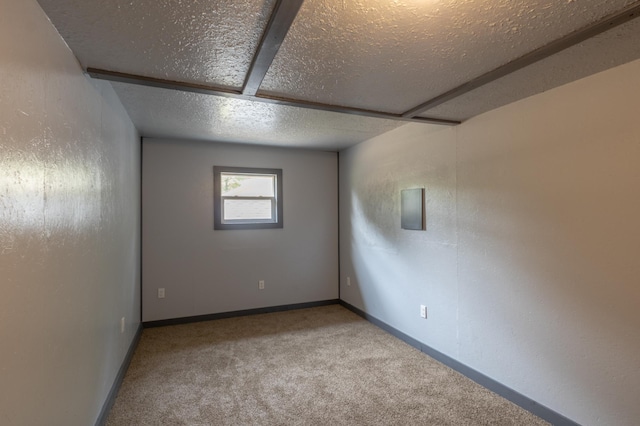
[214, 166, 283, 230]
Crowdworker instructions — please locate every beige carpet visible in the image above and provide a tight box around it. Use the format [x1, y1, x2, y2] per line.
[106, 305, 548, 425]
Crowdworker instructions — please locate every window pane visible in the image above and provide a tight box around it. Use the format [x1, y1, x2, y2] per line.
[223, 199, 273, 221]
[213, 166, 283, 230]
[221, 173, 275, 197]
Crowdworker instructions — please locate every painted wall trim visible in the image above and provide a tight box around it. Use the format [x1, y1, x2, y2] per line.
[95, 324, 143, 426]
[337, 151, 341, 301]
[143, 300, 340, 328]
[140, 136, 144, 322]
[338, 301, 581, 426]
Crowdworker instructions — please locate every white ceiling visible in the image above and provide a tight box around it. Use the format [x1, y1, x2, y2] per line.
[37, 0, 640, 150]
[260, 0, 636, 113]
[110, 81, 404, 151]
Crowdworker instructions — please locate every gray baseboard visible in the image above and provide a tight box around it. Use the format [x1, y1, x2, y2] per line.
[339, 300, 580, 426]
[97, 300, 579, 425]
[143, 299, 340, 328]
[95, 324, 143, 426]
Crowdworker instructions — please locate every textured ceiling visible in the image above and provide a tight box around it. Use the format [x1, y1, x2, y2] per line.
[109, 81, 404, 151]
[260, 0, 636, 113]
[38, 0, 277, 89]
[37, 0, 640, 150]
[420, 16, 640, 121]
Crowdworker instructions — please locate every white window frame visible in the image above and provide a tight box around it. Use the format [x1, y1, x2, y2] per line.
[214, 166, 283, 230]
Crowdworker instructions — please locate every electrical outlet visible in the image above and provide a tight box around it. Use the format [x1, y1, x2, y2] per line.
[420, 305, 427, 319]
[158, 288, 165, 299]
[259, 280, 265, 290]
[347, 276, 351, 286]
[120, 317, 125, 334]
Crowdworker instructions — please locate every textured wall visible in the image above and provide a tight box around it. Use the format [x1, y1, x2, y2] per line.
[142, 139, 338, 322]
[339, 123, 459, 355]
[0, 1, 140, 425]
[339, 58, 640, 426]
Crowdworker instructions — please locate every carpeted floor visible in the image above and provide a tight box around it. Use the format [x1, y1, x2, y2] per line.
[106, 305, 549, 425]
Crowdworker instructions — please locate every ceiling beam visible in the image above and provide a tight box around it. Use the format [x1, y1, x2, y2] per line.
[402, 2, 640, 118]
[86, 68, 460, 126]
[242, 0, 305, 96]
[87, 68, 242, 97]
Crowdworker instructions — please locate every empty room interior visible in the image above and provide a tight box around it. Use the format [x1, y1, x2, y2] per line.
[2, 0, 640, 425]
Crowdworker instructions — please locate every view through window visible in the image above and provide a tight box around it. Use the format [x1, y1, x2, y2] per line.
[214, 166, 283, 230]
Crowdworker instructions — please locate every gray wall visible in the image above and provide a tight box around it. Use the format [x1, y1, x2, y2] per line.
[142, 138, 338, 322]
[339, 58, 640, 426]
[0, 0, 141, 424]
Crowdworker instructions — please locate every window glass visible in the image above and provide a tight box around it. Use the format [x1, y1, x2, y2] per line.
[221, 173, 275, 197]
[214, 166, 283, 230]
[223, 199, 273, 221]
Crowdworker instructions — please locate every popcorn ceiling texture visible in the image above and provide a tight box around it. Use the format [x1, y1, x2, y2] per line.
[111, 82, 403, 150]
[35, 0, 640, 146]
[37, 0, 277, 89]
[420, 16, 640, 121]
[260, 0, 637, 113]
